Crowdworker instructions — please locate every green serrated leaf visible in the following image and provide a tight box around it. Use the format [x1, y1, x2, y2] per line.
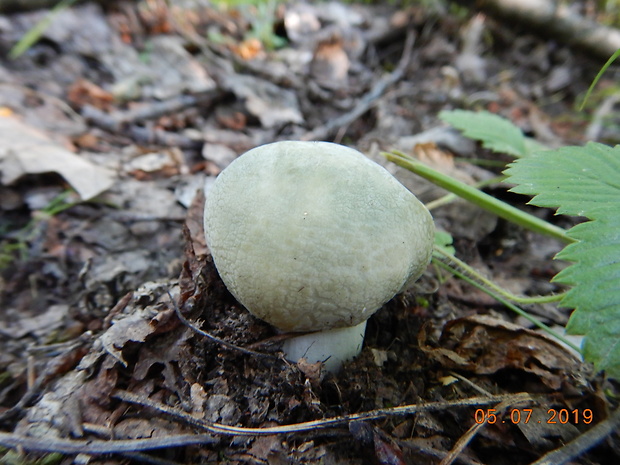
[504, 142, 620, 379]
[523, 137, 548, 156]
[439, 109, 528, 157]
[505, 143, 620, 217]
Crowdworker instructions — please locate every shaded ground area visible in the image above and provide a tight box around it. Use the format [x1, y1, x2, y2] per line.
[0, 1, 619, 464]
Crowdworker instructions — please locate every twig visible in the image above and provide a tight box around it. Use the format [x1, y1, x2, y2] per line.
[0, 338, 88, 426]
[107, 211, 186, 223]
[440, 397, 524, 465]
[83, 104, 204, 149]
[126, 126, 203, 150]
[400, 438, 485, 465]
[169, 291, 279, 360]
[114, 389, 535, 436]
[0, 431, 218, 454]
[530, 406, 620, 465]
[103, 291, 133, 330]
[83, 92, 221, 132]
[81, 91, 222, 149]
[301, 29, 416, 141]
[448, 372, 494, 397]
[81, 422, 188, 465]
[440, 421, 486, 465]
[0, 392, 536, 455]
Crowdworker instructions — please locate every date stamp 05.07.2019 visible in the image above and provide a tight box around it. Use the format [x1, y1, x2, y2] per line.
[474, 408, 593, 425]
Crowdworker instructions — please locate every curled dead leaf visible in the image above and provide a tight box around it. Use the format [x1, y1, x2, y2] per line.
[419, 315, 582, 389]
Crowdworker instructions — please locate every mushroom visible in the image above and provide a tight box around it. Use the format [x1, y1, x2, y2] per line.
[204, 141, 434, 372]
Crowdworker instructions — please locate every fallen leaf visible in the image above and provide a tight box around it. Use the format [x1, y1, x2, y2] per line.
[67, 79, 114, 110]
[0, 116, 115, 200]
[100, 308, 160, 365]
[225, 74, 303, 128]
[245, 435, 287, 464]
[232, 37, 264, 60]
[371, 348, 389, 367]
[373, 428, 406, 465]
[514, 406, 579, 449]
[310, 35, 350, 88]
[3, 304, 70, 338]
[77, 358, 120, 427]
[297, 358, 323, 385]
[133, 327, 191, 397]
[439, 375, 459, 386]
[420, 315, 582, 389]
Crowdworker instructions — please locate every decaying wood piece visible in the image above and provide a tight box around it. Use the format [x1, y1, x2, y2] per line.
[453, 0, 620, 59]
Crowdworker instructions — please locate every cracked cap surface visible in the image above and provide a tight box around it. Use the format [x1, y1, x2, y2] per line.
[204, 141, 434, 332]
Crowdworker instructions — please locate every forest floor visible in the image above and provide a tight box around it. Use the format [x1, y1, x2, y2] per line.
[1, 1, 619, 464]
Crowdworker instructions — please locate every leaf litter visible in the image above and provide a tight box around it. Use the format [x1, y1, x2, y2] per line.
[0, 1, 619, 464]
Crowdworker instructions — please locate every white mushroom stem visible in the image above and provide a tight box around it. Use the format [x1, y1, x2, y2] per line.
[281, 321, 367, 373]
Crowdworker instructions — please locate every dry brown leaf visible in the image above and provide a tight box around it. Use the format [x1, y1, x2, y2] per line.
[247, 434, 287, 465]
[514, 406, 579, 449]
[420, 315, 581, 389]
[4, 304, 70, 339]
[67, 79, 114, 110]
[0, 116, 115, 200]
[297, 358, 323, 386]
[78, 358, 120, 427]
[310, 37, 350, 87]
[133, 328, 191, 396]
[231, 37, 265, 60]
[413, 141, 456, 170]
[225, 74, 303, 128]
[185, 188, 208, 258]
[100, 308, 162, 365]
[113, 417, 194, 441]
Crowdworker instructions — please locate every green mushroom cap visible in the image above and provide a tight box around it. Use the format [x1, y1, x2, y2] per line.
[204, 141, 434, 332]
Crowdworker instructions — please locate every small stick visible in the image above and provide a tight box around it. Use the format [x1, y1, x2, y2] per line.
[301, 29, 416, 141]
[0, 392, 536, 455]
[531, 406, 620, 465]
[115, 389, 535, 437]
[440, 397, 524, 465]
[0, 431, 218, 454]
[168, 291, 279, 360]
[0, 339, 87, 425]
[83, 92, 222, 132]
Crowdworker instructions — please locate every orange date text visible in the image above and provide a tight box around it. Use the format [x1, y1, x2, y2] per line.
[474, 408, 593, 425]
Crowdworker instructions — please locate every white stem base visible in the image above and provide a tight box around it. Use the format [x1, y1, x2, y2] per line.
[281, 321, 367, 373]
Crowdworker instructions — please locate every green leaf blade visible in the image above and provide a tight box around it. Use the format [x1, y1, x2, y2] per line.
[434, 230, 455, 255]
[579, 47, 620, 111]
[505, 143, 620, 378]
[505, 143, 620, 218]
[439, 109, 528, 157]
